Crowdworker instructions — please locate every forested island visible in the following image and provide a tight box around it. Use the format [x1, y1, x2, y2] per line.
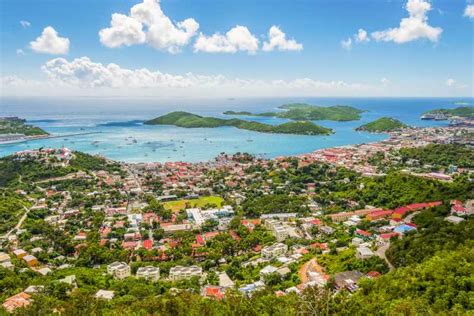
[224, 103, 364, 121]
[144, 111, 333, 135]
[0, 117, 49, 136]
[421, 106, 474, 120]
[356, 117, 407, 133]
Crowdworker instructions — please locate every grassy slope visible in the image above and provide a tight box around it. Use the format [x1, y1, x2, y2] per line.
[356, 117, 407, 132]
[145, 112, 333, 135]
[163, 196, 224, 212]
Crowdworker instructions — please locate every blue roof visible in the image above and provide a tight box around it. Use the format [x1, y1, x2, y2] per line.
[394, 224, 416, 234]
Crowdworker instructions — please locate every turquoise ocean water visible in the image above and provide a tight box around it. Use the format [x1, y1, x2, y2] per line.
[0, 97, 472, 163]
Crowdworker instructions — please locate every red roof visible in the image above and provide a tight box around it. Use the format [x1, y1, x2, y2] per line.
[143, 239, 153, 250]
[356, 229, 372, 237]
[195, 234, 205, 245]
[379, 232, 399, 240]
[367, 271, 381, 278]
[204, 287, 225, 299]
[309, 219, 322, 225]
[204, 231, 220, 240]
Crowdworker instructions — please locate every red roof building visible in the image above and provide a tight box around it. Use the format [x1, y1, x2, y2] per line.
[143, 239, 153, 250]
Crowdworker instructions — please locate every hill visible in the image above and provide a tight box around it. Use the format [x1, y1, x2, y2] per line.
[144, 111, 333, 135]
[356, 117, 407, 133]
[423, 106, 474, 119]
[0, 117, 49, 136]
[224, 103, 364, 121]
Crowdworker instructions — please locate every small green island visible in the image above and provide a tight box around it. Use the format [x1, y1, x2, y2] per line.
[224, 103, 364, 121]
[144, 111, 333, 135]
[421, 106, 474, 120]
[0, 117, 49, 136]
[356, 117, 408, 133]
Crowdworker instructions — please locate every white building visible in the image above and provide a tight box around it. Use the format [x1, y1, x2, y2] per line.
[169, 265, 202, 281]
[107, 262, 131, 279]
[261, 243, 288, 259]
[356, 246, 375, 260]
[136, 266, 160, 282]
[95, 290, 114, 300]
[264, 219, 290, 242]
[186, 206, 234, 227]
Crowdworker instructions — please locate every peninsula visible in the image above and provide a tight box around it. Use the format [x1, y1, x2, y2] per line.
[356, 117, 408, 133]
[224, 103, 364, 121]
[0, 117, 49, 136]
[144, 111, 333, 135]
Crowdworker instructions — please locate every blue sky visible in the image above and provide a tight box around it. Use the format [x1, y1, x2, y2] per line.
[0, 0, 473, 97]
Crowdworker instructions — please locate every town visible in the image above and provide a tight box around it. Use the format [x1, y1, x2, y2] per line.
[0, 125, 473, 314]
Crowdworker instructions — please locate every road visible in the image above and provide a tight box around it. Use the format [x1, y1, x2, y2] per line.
[376, 241, 394, 271]
[1, 202, 36, 239]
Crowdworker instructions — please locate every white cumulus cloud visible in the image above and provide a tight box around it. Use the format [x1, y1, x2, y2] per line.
[262, 26, 303, 52]
[30, 26, 70, 54]
[194, 26, 259, 54]
[355, 28, 370, 42]
[464, 5, 474, 19]
[99, 0, 199, 53]
[99, 14, 146, 48]
[20, 20, 31, 28]
[371, 0, 442, 43]
[341, 37, 352, 50]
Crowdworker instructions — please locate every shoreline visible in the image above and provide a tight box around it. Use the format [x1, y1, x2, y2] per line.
[0, 132, 102, 145]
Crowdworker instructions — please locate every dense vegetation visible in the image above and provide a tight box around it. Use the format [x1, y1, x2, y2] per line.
[423, 106, 474, 118]
[0, 190, 31, 234]
[224, 103, 364, 121]
[399, 144, 474, 169]
[355, 117, 407, 133]
[333, 172, 473, 209]
[0, 118, 49, 136]
[144, 111, 333, 135]
[0, 151, 123, 188]
[242, 194, 309, 217]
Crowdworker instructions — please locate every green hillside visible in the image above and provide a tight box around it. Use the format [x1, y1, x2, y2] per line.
[145, 111, 333, 135]
[356, 117, 407, 133]
[224, 103, 364, 121]
[424, 106, 474, 118]
[0, 118, 49, 136]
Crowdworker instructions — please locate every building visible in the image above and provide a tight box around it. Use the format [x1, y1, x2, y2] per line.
[136, 266, 160, 282]
[2, 292, 31, 312]
[218, 272, 235, 288]
[329, 209, 377, 222]
[107, 262, 131, 279]
[23, 254, 38, 267]
[13, 249, 27, 259]
[264, 219, 290, 242]
[169, 265, 202, 281]
[334, 271, 363, 292]
[366, 210, 393, 221]
[95, 290, 114, 300]
[356, 246, 375, 260]
[444, 215, 465, 225]
[261, 243, 288, 259]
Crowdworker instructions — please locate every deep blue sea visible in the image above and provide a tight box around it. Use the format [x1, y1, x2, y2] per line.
[0, 97, 472, 163]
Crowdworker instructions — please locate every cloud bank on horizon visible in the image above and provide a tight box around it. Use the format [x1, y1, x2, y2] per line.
[1, 0, 472, 98]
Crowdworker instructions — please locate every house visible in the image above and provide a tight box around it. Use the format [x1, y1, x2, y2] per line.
[0, 252, 10, 263]
[218, 272, 234, 288]
[355, 229, 372, 239]
[261, 243, 288, 259]
[13, 249, 27, 259]
[393, 224, 416, 235]
[356, 246, 375, 260]
[136, 266, 160, 282]
[169, 265, 202, 281]
[444, 215, 465, 225]
[107, 262, 131, 279]
[2, 292, 32, 312]
[201, 286, 225, 300]
[334, 271, 363, 292]
[95, 290, 114, 300]
[366, 210, 393, 221]
[23, 255, 38, 267]
[260, 265, 278, 280]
